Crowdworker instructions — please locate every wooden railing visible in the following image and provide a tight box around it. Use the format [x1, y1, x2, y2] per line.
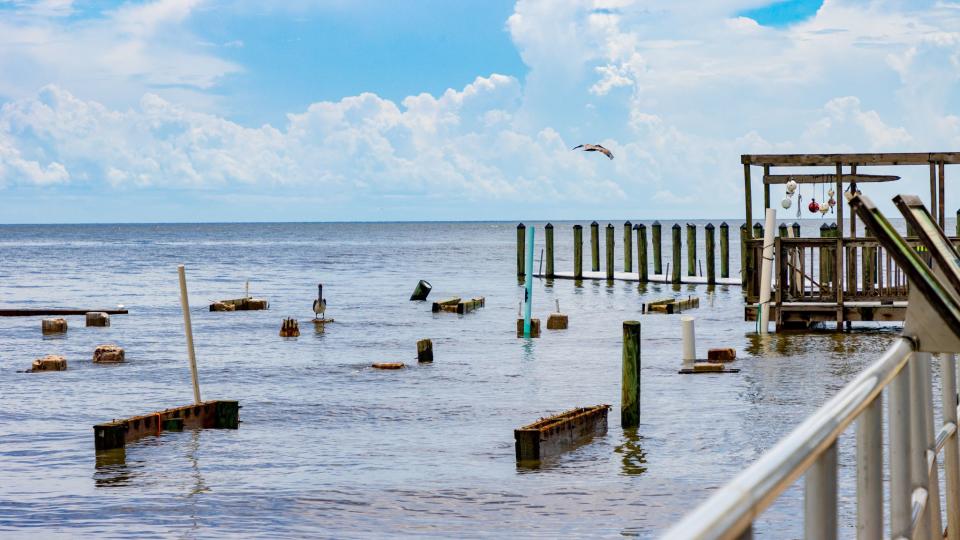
[743, 236, 943, 305]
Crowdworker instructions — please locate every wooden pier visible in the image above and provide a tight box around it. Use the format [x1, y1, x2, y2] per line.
[1, 308, 128, 317]
[93, 400, 239, 451]
[741, 152, 960, 329]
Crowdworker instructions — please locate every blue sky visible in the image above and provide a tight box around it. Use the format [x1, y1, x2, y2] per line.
[1, 0, 958, 223]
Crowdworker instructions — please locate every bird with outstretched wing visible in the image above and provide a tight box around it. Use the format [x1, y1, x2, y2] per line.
[573, 144, 614, 160]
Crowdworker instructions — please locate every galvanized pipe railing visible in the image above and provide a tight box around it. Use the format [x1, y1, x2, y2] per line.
[664, 338, 960, 539]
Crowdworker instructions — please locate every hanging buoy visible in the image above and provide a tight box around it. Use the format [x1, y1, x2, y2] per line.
[781, 196, 792, 209]
[808, 199, 820, 213]
[785, 180, 798, 195]
[819, 204, 829, 216]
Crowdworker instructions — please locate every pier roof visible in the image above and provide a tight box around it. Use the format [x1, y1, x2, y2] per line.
[742, 152, 960, 167]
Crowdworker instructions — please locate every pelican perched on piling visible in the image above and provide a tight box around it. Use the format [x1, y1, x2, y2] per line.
[313, 283, 327, 320]
[572, 144, 614, 160]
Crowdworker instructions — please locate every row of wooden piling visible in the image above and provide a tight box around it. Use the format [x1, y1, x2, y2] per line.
[519, 221, 732, 284]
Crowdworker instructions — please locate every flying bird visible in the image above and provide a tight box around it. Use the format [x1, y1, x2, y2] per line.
[313, 283, 327, 320]
[573, 144, 614, 160]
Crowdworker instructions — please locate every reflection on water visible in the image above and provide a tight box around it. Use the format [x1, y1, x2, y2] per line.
[94, 448, 134, 487]
[615, 428, 647, 476]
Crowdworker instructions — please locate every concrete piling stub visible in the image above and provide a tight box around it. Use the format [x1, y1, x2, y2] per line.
[41, 318, 67, 334]
[29, 355, 67, 372]
[279, 318, 300, 337]
[93, 344, 125, 364]
[86, 312, 110, 327]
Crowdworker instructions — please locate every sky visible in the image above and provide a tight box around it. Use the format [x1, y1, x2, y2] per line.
[0, 0, 959, 223]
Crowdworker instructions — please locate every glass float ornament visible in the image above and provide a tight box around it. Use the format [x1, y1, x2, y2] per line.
[781, 196, 792, 209]
[808, 199, 820, 213]
[785, 180, 798, 195]
[820, 204, 830, 216]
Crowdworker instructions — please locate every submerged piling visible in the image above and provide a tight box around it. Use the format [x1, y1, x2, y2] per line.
[605, 224, 615, 280]
[705, 223, 716, 285]
[720, 222, 729, 279]
[517, 223, 525, 279]
[623, 221, 633, 273]
[686, 224, 696, 277]
[652, 221, 662, 275]
[621, 321, 641, 429]
[672, 224, 681, 284]
[417, 339, 433, 363]
[177, 265, 202, 404]
[637, 223, 648, 282]
[573, 224, 583, 279]
[590, 221, 600, 272]
[545, 223, 555, 278]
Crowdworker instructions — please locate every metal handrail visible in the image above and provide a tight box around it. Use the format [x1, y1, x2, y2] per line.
[663, 337, 957, 539]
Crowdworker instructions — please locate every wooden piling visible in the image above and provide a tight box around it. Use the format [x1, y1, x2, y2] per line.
[605, 224, 615, 280]
[590, 221, 600, 272]
[820, 223, 831, 287]
[517, 223, 526, 278]
[652, 221, 662, 275]
[672, 224, 682, 284]
[792, 222, 801, 238]
[621, 321, 641, 429]
[29, 355, 67, 372]
[720, 222, 729, 279]
[740, 224, 748, 288]
[93, 344, 125, 364]
[623, 221, 633, 273]
[545, 223, 554, 278]
[778, 223, 788, 238]
[516, 318, 541, 338]
[573, 224, 583, 279]
[417, 339, 433, 363]
[637, 224, 648, 282]
[705, 223, 716, 284]
[956, 209, 959, 237]
[279, 318, 300, 337]
[686, 223, 696, 276]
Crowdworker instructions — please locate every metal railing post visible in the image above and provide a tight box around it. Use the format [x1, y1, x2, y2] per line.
[890, 362, 912, 537]
[910, 353, 931, 540]
[941, 353, 960, 540]
[805, 442, 838, 540]
[857, 396, 883, 539]
[919, 352, 943, 539]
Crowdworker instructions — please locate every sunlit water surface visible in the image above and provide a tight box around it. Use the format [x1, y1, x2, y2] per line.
[0, 221, 915, 538]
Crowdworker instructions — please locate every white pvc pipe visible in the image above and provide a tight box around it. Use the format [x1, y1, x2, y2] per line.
[758, 208, 776, 333]
[178, 265, 202, 404]
[681, 316, 696, 366]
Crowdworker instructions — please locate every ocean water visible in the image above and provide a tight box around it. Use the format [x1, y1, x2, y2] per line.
[0, 220, 912, 538]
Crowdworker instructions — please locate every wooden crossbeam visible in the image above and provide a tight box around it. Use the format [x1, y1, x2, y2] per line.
[764, 174, 899, 185]
[743, 153, 960, 166]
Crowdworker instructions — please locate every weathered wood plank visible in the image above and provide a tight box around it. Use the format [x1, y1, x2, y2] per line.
[1, 308, 128, 317]
[743, 152, 960, 166]
[515, 405, 610, 463]
[93, 400, 239, 451]
[763, 174, 899, 184]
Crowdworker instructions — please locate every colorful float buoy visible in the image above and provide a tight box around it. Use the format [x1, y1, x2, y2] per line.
[808, 199, 820, 213]
[781, 196, 792, 209]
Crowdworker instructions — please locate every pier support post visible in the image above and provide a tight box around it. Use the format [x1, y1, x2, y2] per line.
[705, 223, 715, 285]
[177, 265, 202, 404]
[956, 209, 959, 237]
[652, 221, 662, 275]
[545, 223, 554, 278]
[605, 223, 615, 280]
[590, 221, 600, 272]
[637, 224, 648, 282]
[573, 224, 583, 279]
[623, 221, 633, 273]
[681, 316, 695, 368]
[740, 224, 748, 289]
[417, 339, 433, 363]
[517, 223, 525, 279]
[792, 222, 801, 238]
[621, 320, 641, 429]
[820, 223, 831, 288]
[686, 223, 696, 276]
[720, 222, 729, 279]
[778, 223, 787, 238]
[672, 224, 682, 284]
[758, 209, 776, 334]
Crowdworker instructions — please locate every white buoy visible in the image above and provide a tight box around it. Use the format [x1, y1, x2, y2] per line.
[758, 208, 777, 334]
[681, 316, 696, 367]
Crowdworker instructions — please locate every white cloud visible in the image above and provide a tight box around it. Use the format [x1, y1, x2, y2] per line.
[3, 0, 960, 219]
